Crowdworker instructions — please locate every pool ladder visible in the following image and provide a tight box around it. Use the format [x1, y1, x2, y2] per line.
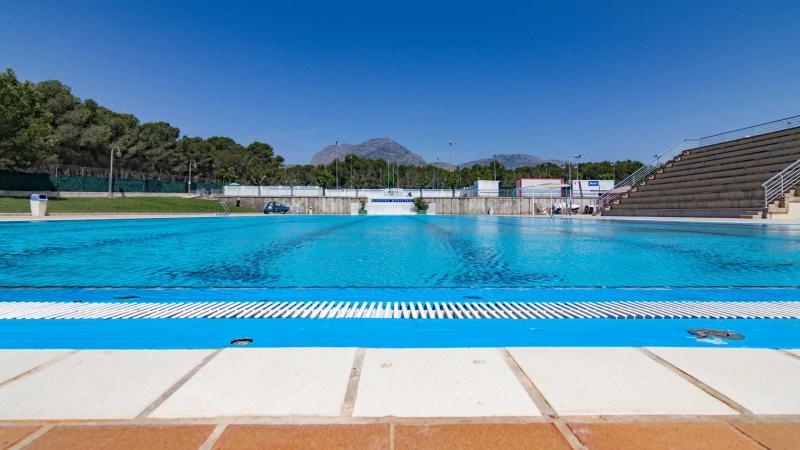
[214, 201, 230, 216]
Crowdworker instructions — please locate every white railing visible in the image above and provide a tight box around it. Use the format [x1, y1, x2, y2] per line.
[599, 115, 800, 209]
[213, 201, 230, 216]
[763, 159, 800, 209]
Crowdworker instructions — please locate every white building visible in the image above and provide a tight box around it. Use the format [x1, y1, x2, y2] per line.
[468, 180, 500, 197]
[571, 180, 615, 198]
[515, 178, 564, 197]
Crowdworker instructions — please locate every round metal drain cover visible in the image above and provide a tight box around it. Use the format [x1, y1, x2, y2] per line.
[688, 328, 744, 340]
[229, 337, 254, 346]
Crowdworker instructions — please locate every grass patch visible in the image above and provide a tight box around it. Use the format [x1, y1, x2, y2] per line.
[0, 197, 257, 214]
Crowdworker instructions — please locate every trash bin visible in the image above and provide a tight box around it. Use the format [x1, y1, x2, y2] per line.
[30, 194, 48, 217]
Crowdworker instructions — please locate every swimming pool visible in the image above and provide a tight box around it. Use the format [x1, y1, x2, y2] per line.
[1, 215, 798, 348]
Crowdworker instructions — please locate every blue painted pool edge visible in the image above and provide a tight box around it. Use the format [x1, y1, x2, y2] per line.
[2, 318, 799, 349]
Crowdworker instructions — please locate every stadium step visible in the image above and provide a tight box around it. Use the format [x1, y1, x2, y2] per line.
[604, 126, 800, 218]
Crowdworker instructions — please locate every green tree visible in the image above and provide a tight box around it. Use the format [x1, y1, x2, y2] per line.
[315, 170, 335, 195]
[0, 69, 55, 168]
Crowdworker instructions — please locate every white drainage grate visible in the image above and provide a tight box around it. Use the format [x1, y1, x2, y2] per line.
[0, 301, 798, 320]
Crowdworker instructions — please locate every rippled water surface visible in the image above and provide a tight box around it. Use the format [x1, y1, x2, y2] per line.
[1, 215, 798, 289]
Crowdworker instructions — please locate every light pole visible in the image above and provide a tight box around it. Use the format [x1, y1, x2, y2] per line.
[567, 162, 571, 205]
[335, 140, 339, 190]
[108, 146, 122, 198]
[448, 140, 453, 166]
[574, 154, 583, 207]
[187, 160, 197, 194]
[434, 158, 439, 189]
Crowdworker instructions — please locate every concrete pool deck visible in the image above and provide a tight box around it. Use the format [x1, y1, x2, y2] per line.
[0, 348, 799, 449]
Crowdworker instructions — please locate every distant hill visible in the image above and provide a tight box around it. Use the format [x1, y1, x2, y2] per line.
[459, 153, 563, 169]
[311, 138, 426, 166]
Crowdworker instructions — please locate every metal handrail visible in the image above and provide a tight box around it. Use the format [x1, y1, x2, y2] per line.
[763, 159, 800, 208]
[214, 201, 230, 216]
[599, 115, 800, 209]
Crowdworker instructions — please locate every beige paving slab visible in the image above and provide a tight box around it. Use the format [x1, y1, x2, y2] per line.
[151, 348, 355, 418]
[0, 350, 211, 420]
[649, 348, 800, 415]
[353, 348, 540, 417]
[509, 347, 735, 416]
[0, 350, 71, 383]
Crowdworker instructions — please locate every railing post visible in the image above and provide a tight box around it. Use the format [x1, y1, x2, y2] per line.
[764, 187, 768, 209]
[781, 175, 784, 199]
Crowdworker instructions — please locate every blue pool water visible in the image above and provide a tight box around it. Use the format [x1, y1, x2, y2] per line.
[1, 215, 799, 349]
[1, 215, 799, 289]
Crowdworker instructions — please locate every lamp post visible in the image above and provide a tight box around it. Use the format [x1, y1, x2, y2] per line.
[108, 146, 122, 198]
[448, 140, 453, 166]
[335, 140, 340, 190]
[573, 154, 582, 209]
[187, 160, 197, 194]
[566, 162, 572, 208]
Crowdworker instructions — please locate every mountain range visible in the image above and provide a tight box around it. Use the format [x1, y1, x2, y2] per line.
[309, 138, 561, 169]
[310, 138, 426, 166]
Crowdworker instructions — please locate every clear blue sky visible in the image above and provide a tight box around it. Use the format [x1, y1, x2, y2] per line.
[2, 0, 798, 164]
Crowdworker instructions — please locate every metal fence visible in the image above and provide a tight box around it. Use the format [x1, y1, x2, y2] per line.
[0, 168, 221, 194]
[220, 185, 607, 203]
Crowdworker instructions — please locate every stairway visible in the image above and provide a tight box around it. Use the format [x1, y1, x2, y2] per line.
[603, 126, 800, 219]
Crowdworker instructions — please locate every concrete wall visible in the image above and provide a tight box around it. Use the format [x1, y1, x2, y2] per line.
[231, 196, 365, 214]
[227, 196, 597, 215]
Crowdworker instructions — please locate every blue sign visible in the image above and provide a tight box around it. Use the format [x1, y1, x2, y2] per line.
[588, 180, 599, 187]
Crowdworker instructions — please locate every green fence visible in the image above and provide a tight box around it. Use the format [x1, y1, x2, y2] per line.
[0, 169, 221, 193]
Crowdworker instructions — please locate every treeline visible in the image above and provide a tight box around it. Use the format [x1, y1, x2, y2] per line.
[283, 157, 643, 190]
[0, 68, 282, 183]
[1, 68, 642, 188]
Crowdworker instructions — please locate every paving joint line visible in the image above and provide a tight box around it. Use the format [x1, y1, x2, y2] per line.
[498, 348, 586, 450]
[339, 348, 366, 417]
[0, 351, 77, 389]
[727, 422, 771, 450]
[498, 348, 556, 416]
[778, 349, 800, 362]
[639, 348, 754, 416]
[136, 349, 223, 418]
[9, 424, 53, 450]
[198, 423, 228, 450]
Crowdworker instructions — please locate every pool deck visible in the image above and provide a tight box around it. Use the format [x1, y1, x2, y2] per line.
[1, 347, 799, 449]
